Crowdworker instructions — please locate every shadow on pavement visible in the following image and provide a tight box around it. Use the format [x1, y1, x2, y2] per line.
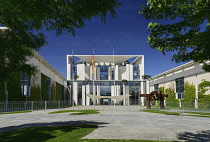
[0, 120, 108, 133]
[177, 130, 210, 142]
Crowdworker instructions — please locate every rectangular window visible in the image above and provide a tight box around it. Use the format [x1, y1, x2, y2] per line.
[21, 72, 30, 96]
[99, 66, 109, 80]
[154, 84, 159, 92]
[47, 77, 51, 99]
[175, 77, 184, 99]
[133, 65, 140, 80]
[71, 65, 77, 79]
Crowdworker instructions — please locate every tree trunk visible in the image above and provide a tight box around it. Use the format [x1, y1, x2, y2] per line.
[5, 80, 8, 112]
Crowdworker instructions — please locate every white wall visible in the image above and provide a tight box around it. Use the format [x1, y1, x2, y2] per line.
[149, 62, 210, 95]
[27, 52, 65, 86]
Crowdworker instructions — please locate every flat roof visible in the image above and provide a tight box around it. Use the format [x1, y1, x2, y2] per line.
[67, 55, 143, 65]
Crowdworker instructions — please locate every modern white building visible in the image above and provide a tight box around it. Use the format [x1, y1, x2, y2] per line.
[149, 61, 210, 108]
[66, 55, 145, 105]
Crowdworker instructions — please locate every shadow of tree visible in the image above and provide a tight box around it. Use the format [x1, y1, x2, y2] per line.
[0, 121, 108, 142]
[0, 120, 108, 133]
[177, 130, 210, 142]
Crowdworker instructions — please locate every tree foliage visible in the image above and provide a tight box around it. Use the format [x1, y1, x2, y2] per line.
[198, 79, 210, 94]
[0, 0, 121, 83]
[142, 74, 151, 80]
[141, 0, 210, 71]
[0, 0, 121, 36]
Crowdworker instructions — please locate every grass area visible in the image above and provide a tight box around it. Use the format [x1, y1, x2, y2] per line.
[183, 112, 210, 118]
[48, 109, 100, 115]
[187, 115, 210, 118]
[184, 112, 210, 115]
[141, 109, 210, 118]
[141, 109, 180, 115]
[0, 110, 32, 115]
[0, 124, 173, 142]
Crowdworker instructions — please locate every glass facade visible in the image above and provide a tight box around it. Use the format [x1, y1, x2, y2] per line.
[111, 66, 115, 80]
[129, 85, 140, 105]
[98, 66, 109, 80]
[154, 84, 159, 92]
[176, 77, 184, 99]
[133, 65, 140, 80]
[71, 64, 77, 79]
[21, 72, 30, 96]
[67, 80, 142, 105]
[46, 77, 51, 99]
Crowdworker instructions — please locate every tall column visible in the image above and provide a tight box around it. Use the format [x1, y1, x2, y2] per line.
[140, 81, 145, 106]
[67, 56, 71, 80]
[82, 85, 86, 105]
[97, 85, 100, 105]
[115, 65, 118, 80]
[129, 64, 133, 80]
[86, 85, 90, 105]
[73, 82, 78, 105]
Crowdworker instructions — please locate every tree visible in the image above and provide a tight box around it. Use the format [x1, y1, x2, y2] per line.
[142, 75, 151, 80]
[0, 0, 121, 100]
[74, 74, 79, 80]
[141, 0, 210, 71]
[0, 0, 121, 75]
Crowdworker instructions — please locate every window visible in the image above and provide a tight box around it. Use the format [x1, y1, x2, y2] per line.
[154, 84, 159, 92]
[71, 64, 77, 79]
[133, 65, 140, 80]
[99, 66, 109, 80]
[111, 66, 115, 80]
[21, 72, 30, 96]
[175, 77, 184, 99]
[47, 77, 51, 99]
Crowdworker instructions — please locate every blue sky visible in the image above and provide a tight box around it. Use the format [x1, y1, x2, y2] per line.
[38, 0, 184, 79]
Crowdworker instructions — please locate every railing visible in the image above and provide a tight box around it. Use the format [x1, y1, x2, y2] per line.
[0, 100, 210, 113]
[0, 100, 71, 112]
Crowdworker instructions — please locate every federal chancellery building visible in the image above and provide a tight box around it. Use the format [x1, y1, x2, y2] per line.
[66, 54, 210, 107]
[66, 55, 146, 105]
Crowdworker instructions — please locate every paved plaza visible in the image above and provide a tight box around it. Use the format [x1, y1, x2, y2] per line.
[0, 106, 210, 141]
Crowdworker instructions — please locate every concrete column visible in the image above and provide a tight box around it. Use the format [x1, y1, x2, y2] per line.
[108, 67, 111, 80]
[126, 64, 130, 80]
[77, 64, 85, 80]
[73, 82, 78, 105]
[123, 85, 129, 105]
[130, 64, 133, 80]
[82, 85, 86, 105]
[96, 85, 100, 105]
[86, 85, 90, 105]
[96, 68, 100, 80]
[126, 85, 130, 106]
[115, 65, 119, 80]
[140, 81, 145, 106]
[67, 57, 71, 80]
[111, 86, 114, 105]
[123, 85, 126, 105]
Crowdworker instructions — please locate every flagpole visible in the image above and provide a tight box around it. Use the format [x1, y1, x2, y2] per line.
[72, 49, 74, 108]
[92, 50, 95, 109]
[113, 50, 115, 109]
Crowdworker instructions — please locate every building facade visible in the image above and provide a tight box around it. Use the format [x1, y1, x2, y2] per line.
[149, 61, 210, 108]
[0, 51, 67, 102]
[66, 55, 145, 105]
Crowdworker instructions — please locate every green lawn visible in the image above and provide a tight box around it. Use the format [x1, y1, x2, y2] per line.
[48, 109, 100, 115]
[141, 109, 180, 115]
[141, 109, 210, 118]
[183, 112, 210, 117]
[0, 124, 173, 142]
[0, 111, 32, 115]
